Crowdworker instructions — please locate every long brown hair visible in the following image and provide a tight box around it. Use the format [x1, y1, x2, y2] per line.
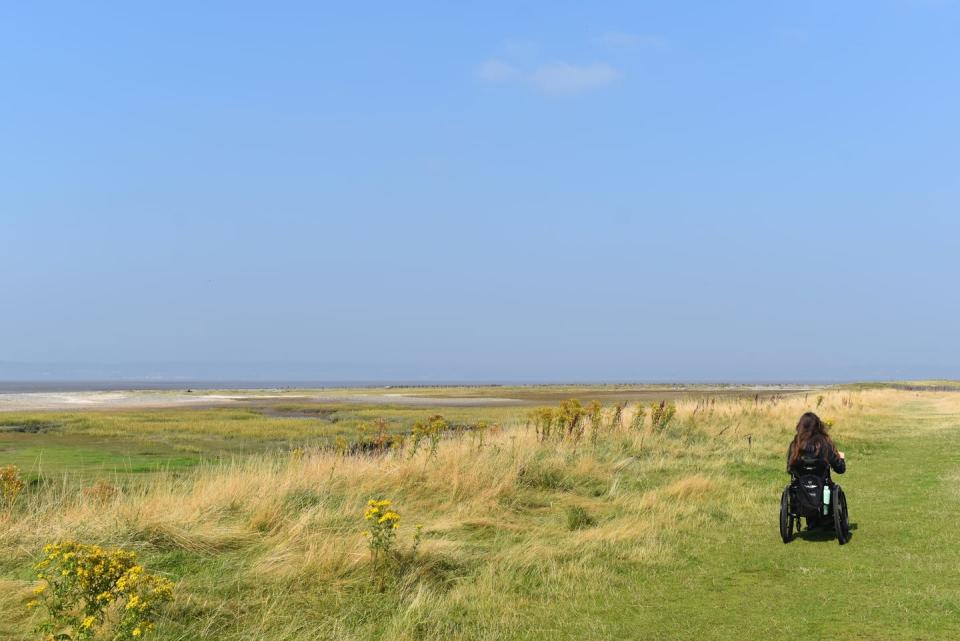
[788, 412, 837, 467]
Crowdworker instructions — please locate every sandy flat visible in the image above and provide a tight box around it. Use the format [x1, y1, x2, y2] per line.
[0, 391, 232, 412]
[0, 389, 524, 412]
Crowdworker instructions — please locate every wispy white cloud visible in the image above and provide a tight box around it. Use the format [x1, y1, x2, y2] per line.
[477, 35, 640, 95]
[529, 62, 620, 94]
[476, 59, 520, 83]
[597, 32, 667, 50]
[477, 58, 620, 95]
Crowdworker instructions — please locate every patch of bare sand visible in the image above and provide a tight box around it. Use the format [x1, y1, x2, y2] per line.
[0, 390, 524, 412]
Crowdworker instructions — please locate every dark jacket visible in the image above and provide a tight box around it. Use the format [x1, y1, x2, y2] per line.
[786, 436, 846, 475]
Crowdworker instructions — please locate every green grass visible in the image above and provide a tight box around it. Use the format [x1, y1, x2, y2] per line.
[544, 400, 960, 640]
[0, 403, 519, 476]
[0, 435, 201, 476]
[2, 387, 959, 640]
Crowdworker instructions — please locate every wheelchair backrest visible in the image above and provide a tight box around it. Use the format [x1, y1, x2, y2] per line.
[791, 455, 829, 479]
[790, 455, 829, 516]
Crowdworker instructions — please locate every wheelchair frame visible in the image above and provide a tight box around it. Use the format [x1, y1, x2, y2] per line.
[780, 476, 850, 545]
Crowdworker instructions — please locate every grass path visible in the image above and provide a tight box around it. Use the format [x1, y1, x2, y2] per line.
[550, 398, 960, 640]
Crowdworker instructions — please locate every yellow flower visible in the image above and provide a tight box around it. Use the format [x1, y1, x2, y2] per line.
[378, 510, 400, 524]
[80, 615, 96, 630]
[132, 628, 142, 637]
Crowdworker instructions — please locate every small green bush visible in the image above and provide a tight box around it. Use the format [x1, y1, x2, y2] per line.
[565, 506, 596, 531]
[517, 461, 573, 491]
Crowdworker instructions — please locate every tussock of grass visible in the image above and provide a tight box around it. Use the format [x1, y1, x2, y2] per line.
[662, 474, 718, 499]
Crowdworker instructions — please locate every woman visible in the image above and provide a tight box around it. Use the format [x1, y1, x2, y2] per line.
[787, 411, 846, 527]
[788, 412, 846, 473]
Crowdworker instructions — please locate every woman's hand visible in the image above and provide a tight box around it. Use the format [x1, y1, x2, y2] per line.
[838, 451, 845, 460]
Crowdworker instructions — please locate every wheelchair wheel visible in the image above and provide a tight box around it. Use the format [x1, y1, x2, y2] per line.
[779, 487, 795, 543]
[833, 485, 850, 545]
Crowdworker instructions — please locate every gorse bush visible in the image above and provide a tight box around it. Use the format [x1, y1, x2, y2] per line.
[29, 540, 174, 640]
[1, 465, 26, 508]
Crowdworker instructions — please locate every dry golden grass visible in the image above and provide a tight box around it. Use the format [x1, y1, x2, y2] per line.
[1, 387, 950, 640]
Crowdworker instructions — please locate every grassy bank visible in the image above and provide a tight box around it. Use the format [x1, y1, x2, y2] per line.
[1, 388, 958, 640]
[0, 403, 519, 476]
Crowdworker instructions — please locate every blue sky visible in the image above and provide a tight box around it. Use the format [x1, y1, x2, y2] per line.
[2, 2, 959, 382]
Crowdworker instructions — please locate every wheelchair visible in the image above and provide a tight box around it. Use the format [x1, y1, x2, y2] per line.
[780, 455, 850, 545]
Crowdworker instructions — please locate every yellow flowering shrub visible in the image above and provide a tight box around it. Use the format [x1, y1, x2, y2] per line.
[630, 404, 647, 431]
[530, 407, 555, 442]
[0, 465, 26, 508]
[650, 401, 677, 430]
[410, 415, 446, 457]
[471, 421, 490, 449]
[363, 499, 410, 590]
[364, 499, 401, 560]
[29, 540, 174, 640]
[531, 400, 594, 442]
[586, 400, 604, 441]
